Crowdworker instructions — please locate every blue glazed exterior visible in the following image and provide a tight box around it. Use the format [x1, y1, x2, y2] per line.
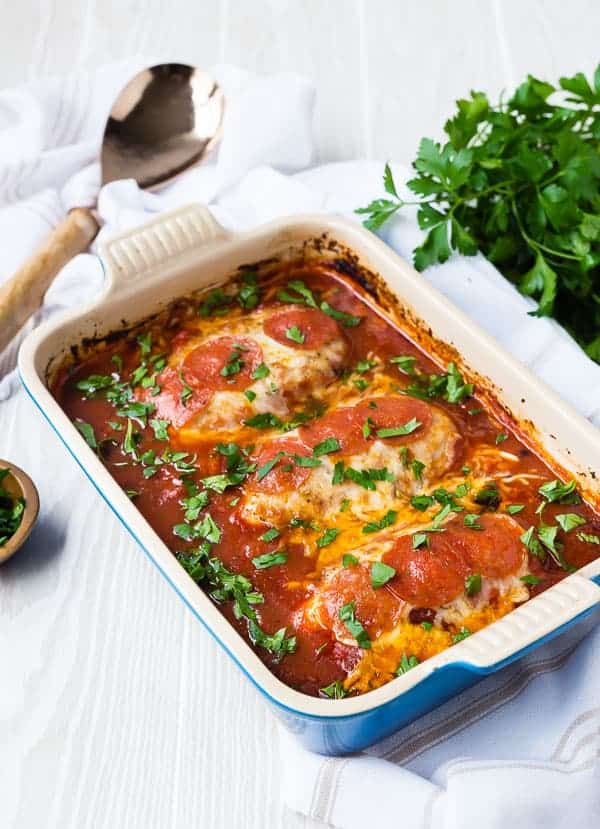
[20, 371, 600, 756]
[270, 605, 600, 754]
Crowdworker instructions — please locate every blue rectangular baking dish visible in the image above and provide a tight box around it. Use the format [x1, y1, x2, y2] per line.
[18, 204, 600, 755]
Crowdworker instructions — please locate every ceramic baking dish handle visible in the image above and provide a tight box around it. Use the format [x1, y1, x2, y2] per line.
[441, 571, 600, 672]
[99, 204, 230, 297]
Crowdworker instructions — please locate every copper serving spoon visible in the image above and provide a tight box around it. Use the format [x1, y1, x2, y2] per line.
[0, 63, 225, 355]
[0, 460, 39, 564]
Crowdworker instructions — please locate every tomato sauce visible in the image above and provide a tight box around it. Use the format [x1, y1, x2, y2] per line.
[52, 261, 600, 697]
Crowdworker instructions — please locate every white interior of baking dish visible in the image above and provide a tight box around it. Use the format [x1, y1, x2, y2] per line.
[18, 204, 600, 719]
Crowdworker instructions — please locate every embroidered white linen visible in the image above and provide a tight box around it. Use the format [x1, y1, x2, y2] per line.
[1, 62, 599, 829]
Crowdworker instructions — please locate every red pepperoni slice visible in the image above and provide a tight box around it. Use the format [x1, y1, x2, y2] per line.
[455, 513, 525, 578]
[384, 533, 469, 607]
[248, 436, 314, 493]
[263, 307, 340, 350]
[300, 396, 432, 456]
[318, 564, 404, 640]
[182, 336, 262, 392]
[143, 366, 212, 428]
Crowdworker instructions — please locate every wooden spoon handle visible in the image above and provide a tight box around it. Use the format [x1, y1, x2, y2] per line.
[0, 207, 100, 354]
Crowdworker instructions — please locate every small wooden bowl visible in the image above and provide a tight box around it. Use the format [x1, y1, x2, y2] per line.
[0, 460, 39, 564]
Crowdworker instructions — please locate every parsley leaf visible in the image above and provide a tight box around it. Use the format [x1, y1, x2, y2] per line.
[316, 528, 340, 548]
[338, 601, 371, 649]
[396, 653, 420, 675]
[285, 325, 305, 344]
[252, 550, 287, 569]
[356, 68, 600, 363]
[320, 679, 348, 699]
[370, 561, 396, 588]
[362, 510, 398, 534]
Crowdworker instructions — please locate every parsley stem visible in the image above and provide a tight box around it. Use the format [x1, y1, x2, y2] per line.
[511, 201, 581, 262]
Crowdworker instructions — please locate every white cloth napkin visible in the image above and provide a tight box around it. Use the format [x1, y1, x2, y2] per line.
[1, 62, 599, 829]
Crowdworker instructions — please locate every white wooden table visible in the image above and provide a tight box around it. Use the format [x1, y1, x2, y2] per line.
[1, 2, 599, 827]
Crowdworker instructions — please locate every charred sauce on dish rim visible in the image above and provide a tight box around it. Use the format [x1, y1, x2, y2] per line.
[51, 257, 600, 698]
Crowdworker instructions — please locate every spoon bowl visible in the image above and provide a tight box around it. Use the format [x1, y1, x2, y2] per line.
[0, 460, 39, 564]
[101, 63, 225, 190]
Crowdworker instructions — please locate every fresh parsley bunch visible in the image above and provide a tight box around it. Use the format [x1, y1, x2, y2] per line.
[356, 68, 600, 361]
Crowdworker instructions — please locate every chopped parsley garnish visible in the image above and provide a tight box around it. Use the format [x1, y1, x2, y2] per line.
[343, 465, 394, 490]
[252, 550, 287, 569]
[390, 355, 417, 375]
[277, 279, 318, 308]
[291, 454, 322, 468]
[356, 359, 377, 373]
[396, 653, 420, 675]
[521, 524, 574, 572]
[179, 372, 193, 406]
[316, 528, 340, 548]
[362, 417, 374, 438]
[173, 512, 222, 544]
[339, 498, 351, 513]
[116, 400, 155, 426]
[313, 437, 341, 456]
[243, 412, 283, 429]
[520, 526, 545, 560]
[402, 361, 473, 405]
[220, 345, 246, 377]
[75, 374, 116, 395]
[332, 461, 345, 485]
[370, 561, 396, 588]
[320, 301, 363, 328]
[244, 390, 257, 402]
[538, 479, 581, 504]
[237, 270, 261, 310]
[521, 574, 542, 585]
[149, 418, 169, 441]
[538, 524, 575, 571]
[74, 420, 97, 450]
[421, 621, 433, 631]
[338, 601, 371, 649]
[200, 556, 296, 657]
[289, 517, 320, 530]
[376, 417, 421, 439]
[410, 494, 434, 511]
[412, 459, 426, 481]
[555, 513, 586, 533]
[342, 553, 359, 567]
[506, 504, 525, 515]
[465, 573, 482, 596]
[259, 527, 281, 542]
[182, 490, 210, 522]
[319, 679, 348, 699]
[137, 332, 152, 355]
[495, 432, 508, 445]
[362, 510, 398, 534]
[474, 482, 501, 510]
[251, 363, 270, 380]
[123, 419, 139, 459]
[577, 532, 600, 544]
[463, 513, 483, 530]
[198, 288, 233, 317]
[256, 451, 285, 482]
[452, 627, 471, 643]
[0, 470, 25, 546]
[285, 325, 305, 344]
